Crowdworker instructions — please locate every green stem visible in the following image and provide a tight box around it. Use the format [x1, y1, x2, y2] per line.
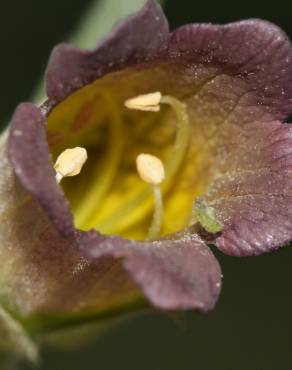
[27, 297, 147, 339]
[0, 304, 38, 364]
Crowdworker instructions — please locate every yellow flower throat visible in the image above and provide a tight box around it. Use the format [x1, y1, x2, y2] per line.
[47, 68, 221, 240]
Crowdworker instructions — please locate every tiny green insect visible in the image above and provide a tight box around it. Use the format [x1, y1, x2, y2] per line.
[193, 199, 222, 234]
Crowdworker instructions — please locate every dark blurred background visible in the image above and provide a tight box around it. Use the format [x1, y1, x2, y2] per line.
[2, 0, 292, 369]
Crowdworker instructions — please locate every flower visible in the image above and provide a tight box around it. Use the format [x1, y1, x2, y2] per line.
[2, 0, 292, 355]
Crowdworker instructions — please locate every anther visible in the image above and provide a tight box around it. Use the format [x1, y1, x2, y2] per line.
[54, 147, 88, 183]
[136, 154, 165, 186]
[125, 92, 162, 112]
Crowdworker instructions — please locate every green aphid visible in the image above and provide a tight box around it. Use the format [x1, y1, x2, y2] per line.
[193, 199, 222, 234]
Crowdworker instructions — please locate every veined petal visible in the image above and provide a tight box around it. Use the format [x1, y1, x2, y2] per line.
[46, 0, 169, 103]
[204, 121, 292, 256]
[78, 232, 221, 311]
[169, 20, 292, 121]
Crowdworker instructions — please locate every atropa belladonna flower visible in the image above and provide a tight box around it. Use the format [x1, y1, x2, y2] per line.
[2, 0, 292, 357]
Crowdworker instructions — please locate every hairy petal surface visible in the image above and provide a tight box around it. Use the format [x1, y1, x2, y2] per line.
[78, 232, 222, 311]
[167, 21, 292, 255]
[8, 103, 74, 237]
[0, 124, 139, 322]
[169, 22, 292, 256]
[46, 0, 169, 103]
[169, 20, 292, 121]
[205, 121, 292, 256]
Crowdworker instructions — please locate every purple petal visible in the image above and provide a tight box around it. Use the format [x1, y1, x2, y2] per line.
[78, 232, 221, 311]
[46, 0, 169, 103]
[203, 121, 292, 256]
[165, 21, 292, 255]
[169, 19, 292, 121]
[47, 16, 292, 121]
[8, 103, 74, 237]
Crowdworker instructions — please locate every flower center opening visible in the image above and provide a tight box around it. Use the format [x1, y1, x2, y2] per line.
[47, 66, 221, 240]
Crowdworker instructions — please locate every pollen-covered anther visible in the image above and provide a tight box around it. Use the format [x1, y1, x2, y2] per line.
[54, 147, 88, 183]
[136, 153, 165, 186]
[124, 92, 162, 112]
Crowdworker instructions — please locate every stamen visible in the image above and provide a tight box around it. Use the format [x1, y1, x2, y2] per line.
[191, 199, 222, 234]
[136, 154, 165, 239]
[125, 92, 189, 178]
[96, 91, 190, 237]
[125, 92, 162, 112]
[54, 147, 87, 183]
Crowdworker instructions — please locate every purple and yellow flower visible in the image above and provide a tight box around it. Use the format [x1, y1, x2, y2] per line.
[2, 0, 292, 352]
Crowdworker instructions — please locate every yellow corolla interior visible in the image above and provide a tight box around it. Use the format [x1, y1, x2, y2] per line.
[47, 62, 219, 240]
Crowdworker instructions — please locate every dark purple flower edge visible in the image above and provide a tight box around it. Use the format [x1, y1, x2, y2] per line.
[76, 231, 221, 311]
[7, 0, 292, 311]
[46, 0, 292, 256]
[7, 1, 223, 312]
[46, 0, 169, 104]
[8, 103, 74, 238]
[47, 1, 292, 122]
